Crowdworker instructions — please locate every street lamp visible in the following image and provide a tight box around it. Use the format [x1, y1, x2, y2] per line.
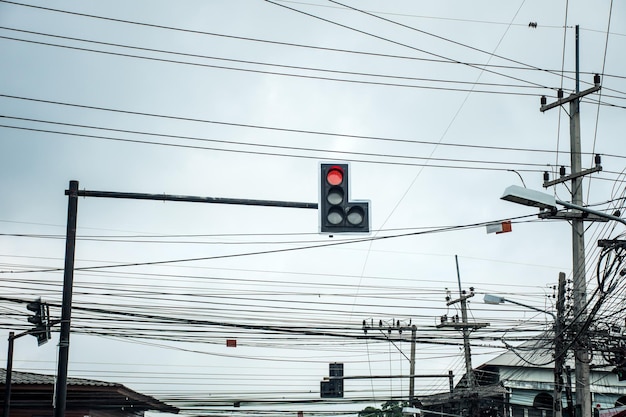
[501, 185, 626, 226]
[500, 185, 624, 417]
[483, 294, 556, 320]
[484, 293, 563, 417]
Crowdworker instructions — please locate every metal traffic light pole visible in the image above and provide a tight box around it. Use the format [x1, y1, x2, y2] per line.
[4, 332, 18, 417]
[54, 181, 79, 417]
[55, 165, 369, 415]
[54, 180, 322, 417]
[4, 296, 55, 417]
[4, 328, 42, 417]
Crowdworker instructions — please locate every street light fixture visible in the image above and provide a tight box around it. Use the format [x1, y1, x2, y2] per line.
[501, 185, 626, 226]
[484, 292, 565, 417]
[501, 185, 626, 417]
[483, 294, 555, 320]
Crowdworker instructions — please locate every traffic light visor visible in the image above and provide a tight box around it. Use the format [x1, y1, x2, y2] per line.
[27, 300, 41, 312]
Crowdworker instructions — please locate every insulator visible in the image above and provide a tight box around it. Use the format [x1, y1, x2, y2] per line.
[544, 171, 550, 182]
[379, 320, 383, 327]
[541, 95, 547, 106]
[594, 73, 601, 87]
[557, 89, 564, 99]
[595, 154, 601, 166]
[560, 166, 566, 176]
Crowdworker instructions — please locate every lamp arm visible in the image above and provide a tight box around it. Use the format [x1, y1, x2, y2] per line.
[556, 199, 626, 226]
[503, 298, 556, 320]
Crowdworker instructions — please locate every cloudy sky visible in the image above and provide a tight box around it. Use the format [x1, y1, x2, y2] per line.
[1, 0, 625, 415]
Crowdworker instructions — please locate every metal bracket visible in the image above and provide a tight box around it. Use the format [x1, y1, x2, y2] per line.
[543, 165, 602, 188]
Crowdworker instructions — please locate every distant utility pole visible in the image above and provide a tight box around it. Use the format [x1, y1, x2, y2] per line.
[408, 324, 417, 406]
[553, 272, 567, 417]
[540, 25, 602, 417]
[363, 319, 418, 405]
[437, 256, 489, 390]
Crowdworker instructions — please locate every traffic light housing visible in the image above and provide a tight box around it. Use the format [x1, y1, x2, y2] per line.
[26, 298, 51, 346]
[320, 164, 369, 233]
[320, 362, 344, 398]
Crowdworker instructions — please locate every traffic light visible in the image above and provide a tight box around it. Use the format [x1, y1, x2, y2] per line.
[320, 362, 344, 398]
[320, 164, 369, 233]
[26, 298, 51, 346]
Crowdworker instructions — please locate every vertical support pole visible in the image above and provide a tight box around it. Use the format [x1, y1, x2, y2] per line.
[455, 256, 474, 389]
[570, 24, 590, 417]
[3, 332, 14, 417]
[565, 365, 575, 416]
[409, 325, 416, 405]
[54, 180, 79, 417]
[448, 370, 454, 393]
[575, 25, 580, 94]
[554, 272, 566, 417]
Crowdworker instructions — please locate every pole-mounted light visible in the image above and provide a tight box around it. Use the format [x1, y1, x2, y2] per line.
[483, 294, 555, 320]
[501, 185, 626, 226]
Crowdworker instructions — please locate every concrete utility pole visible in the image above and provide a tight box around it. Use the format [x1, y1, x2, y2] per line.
[569, 29, 591, 416]
[363, 320, 419, 405]
[435, 257, 489, 417]
[438, 256, 489, 390]
[554, 272, 567, 417]
[540, 26, 601, 417]
[409, 324, 417, 406]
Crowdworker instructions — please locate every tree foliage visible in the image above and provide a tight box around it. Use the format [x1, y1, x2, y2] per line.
[359, 401, 408, 417]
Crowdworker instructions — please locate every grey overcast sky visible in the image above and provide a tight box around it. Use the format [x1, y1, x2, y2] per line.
[1, 0, 625, 415]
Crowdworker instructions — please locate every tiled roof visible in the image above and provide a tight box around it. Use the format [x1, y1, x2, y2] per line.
[0, 368, 119, 387]
[0, 368, 179, 414]
[479, 330, 614, 369]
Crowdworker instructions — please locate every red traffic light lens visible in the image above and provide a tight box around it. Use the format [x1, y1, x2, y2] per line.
[326, 167, 343, 186]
